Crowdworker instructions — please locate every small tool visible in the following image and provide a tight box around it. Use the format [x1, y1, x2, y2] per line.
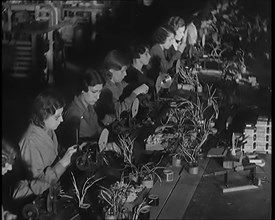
[203, 163, 260, 193]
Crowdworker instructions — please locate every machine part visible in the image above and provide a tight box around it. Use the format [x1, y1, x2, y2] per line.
[163, 169, 174, 182]
[2, 2, 59, 83]
[139, 93, 152, 108]
[111, 118, 128, 134]
[46, 190, 53, 213]
[222, 184, 258, 193]
[75, 142, 98, 171]
[76, 154, 91, 171]
[260, 176, 270, 183]
[204, 163, 258, 192]
[22, 204, 39, 220]
[204, 163, 256, 177]
[46, 181, 60, 214]
[147, 194, 159, 206]
[98, 128, 109, 152]
[155, 73, 173, 93]
[253, 177, 261, 186]
[132, 98, 139, 118]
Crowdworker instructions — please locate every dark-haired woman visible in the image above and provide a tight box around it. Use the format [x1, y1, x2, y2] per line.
[101, 50, 149, 122]
[149, 24, 187, 97]
[166, 16, 196, 96]
[124, 43, 154, 93]
[13, 89, 77, 199]
[59, 68, 105, 148]
[166, 16, 187, 69]
[150, 24, 186, 76]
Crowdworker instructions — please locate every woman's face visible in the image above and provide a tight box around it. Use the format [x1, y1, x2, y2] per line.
[110, 65, 128, 83]
[2, 162, 12, 175]
[143, 0, 154, 6]
[162, 32, 174, 49]
[44, 107, 64, 130]
[83, 84, 103, 106]
[140, 48, 151, 66]
[175, 26, 185, 41]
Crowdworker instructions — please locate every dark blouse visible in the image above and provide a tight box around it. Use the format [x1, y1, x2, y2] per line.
[124, 65, 155, 91]
[57, 95, 102, 148]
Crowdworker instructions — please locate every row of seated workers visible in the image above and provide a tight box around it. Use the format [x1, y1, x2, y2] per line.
[2, 15, 236, 220]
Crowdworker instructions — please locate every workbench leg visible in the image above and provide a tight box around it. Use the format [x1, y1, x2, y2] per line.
[224, 171, 229, 187]
[249, 166, 256, 183]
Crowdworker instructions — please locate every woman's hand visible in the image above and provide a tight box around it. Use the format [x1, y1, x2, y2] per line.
[59, 145, 78, 167]
[3, 211, 17, 220]
[133, 84, 149, 95]
[102, 114, 116, 126]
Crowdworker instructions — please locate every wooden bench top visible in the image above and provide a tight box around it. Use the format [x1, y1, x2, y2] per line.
[147, 158, 209, 219]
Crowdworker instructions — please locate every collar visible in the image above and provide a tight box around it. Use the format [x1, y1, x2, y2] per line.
[73, 95, 92, 119]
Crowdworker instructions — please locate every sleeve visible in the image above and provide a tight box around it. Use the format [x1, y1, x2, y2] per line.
[150, 45, 181, 74]
[113, 91, 137, 120]
[101, 85, 137, 120]
[146, 77, 155, 88]
[124, 68, 138, 84]
[59, 112, 80, 147]
[14, 139, 66, 197]
[95, 88, 116, 122]
[138, 70, 155, 89]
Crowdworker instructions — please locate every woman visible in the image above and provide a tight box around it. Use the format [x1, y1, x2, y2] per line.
[13, 89, 78, 199]
[166, 16, 196, 95]
[100, 50, 149, 123]
[149, 24, 186, 97]
[2, 139, 18, 220]
[124, 42, 154, 93]
[166, 16, 186, 69]
[150, 24, 186, 76]
[58, 68, 105, 148]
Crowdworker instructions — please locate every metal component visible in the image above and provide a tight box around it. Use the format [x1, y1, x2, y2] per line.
[75, 142, 97, 171]
[156, 73, 173, 93]
[204, 163, 258, 192]
[22, 204, 39, 220]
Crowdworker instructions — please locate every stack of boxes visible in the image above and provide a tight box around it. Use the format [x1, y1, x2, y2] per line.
[242, 116, 271, 154]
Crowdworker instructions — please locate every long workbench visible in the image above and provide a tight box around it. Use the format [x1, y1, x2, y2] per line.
[142, 152, 271, 219]
[144, 158, 210, 220]
[183, 153, 271, 219]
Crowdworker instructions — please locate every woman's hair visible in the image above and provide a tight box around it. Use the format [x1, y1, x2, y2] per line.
[101, 50, 131, 80]
[30, 89, 65, 128]
[76, 68, 105, 95]
[2, 139, 17, 168]
[138, 0, 155, 6]
[167, 16, 185, 32]
[129, 42, 150, 60]
[186, 15, 200, 27]
[152, 24, 175, 44]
